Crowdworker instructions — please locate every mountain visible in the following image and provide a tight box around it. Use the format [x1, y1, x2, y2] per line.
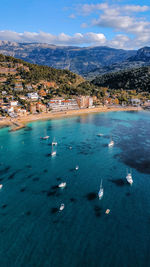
[0, 41, 136, 76]
[85, 47, 150, 79]
[0, 53, 97, 97]
[92, 66, 150, 92]
[128, 47, 150, 62]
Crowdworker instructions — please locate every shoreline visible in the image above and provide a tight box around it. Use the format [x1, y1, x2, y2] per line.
[0, 106, 142, 131]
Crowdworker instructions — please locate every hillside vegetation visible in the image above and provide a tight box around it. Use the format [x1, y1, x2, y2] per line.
[0, 54, 97, 97]
[92, 66, 150, 92]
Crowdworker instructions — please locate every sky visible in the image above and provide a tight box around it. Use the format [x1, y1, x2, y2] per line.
[0, 0, 149, 49]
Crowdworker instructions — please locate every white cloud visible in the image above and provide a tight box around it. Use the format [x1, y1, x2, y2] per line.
[69, 14, 76, 19]
[0, 29, 150, 50]
[76, 3, 149, 16]
[70, 2, 150, 49]
[0, 30, 106, 46]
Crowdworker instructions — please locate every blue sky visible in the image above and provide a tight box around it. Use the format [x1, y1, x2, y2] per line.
[0, 0, 149, 49]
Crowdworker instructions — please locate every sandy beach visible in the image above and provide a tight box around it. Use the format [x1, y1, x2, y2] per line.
[0, 106, 141, 131]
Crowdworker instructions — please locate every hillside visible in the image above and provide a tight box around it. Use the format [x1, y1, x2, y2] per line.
[92, 66, 150, 92]
[0, 41, 136, 75]
[0, 53, 97, 97]
[128, 47, 150, 62]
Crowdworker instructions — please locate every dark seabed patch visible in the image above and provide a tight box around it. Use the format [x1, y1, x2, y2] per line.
[20, 187, 26, 192]
[28, 174, 34, 178]
[32, 177, 40, 182]
[26, 165, 32, 169]
[26, 211, 31, 216]
[8, 170, 21, 180]
[126, 192, 131, 196]
[24, 127, 32, 132]
[51, 185, 58, 190]
[69, 168, 75, 172]
[53, 220, 59, 224]
[70, 198, 76, 202]
[113, 119, 150, 174]
[46, 153, 51, 157]
[0, 166, 10, 175]
[47, 190, 57, 197]
[51, 207, 59, 214]
[109, 179, 126, 187]
[1, 204, 7, 209]
[94, 205, 102, 217]
[43, 169, 48, 173]
[56, 177, 61, 181]
[86, 192, 97, 201]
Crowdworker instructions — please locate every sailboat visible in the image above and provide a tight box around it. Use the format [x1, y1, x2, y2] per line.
[108, 136, 114, 147]
[52, 137, 57, 146]
[58, 182, 66, 189]
[126, 169, 133, 185]
[51, 144, 56, 156]
[98, 179, 104, 200]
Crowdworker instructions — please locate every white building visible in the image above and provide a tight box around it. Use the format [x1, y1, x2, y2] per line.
[48, 98, 79, 111]
[10, 101, 18, 107]
[27, 92, 39, 100]
[131, 99, 141, 106]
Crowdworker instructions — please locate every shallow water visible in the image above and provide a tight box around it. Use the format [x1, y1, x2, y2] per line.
[0, 111, 150, 267]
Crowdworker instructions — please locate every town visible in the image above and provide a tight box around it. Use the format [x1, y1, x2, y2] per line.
[0, 55, 150, 121]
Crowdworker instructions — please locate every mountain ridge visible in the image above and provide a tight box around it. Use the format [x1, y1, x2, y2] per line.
[0, 40, 136, 75]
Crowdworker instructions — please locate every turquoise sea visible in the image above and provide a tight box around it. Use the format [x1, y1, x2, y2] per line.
[0, 110, 150, 267]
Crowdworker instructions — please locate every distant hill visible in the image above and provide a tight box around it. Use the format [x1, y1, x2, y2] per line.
[85, 47, 150, 79]
[0, 41, 136, 76]
[128, 47, 150, 62]
[92, 66, 150, 92]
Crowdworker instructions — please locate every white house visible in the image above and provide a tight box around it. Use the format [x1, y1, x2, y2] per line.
[131, 99, 141, 106]
[10, 101, 18, 107]
[27, 92, 39, 100]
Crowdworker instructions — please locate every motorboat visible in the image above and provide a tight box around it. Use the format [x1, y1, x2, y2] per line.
[0, 184, 3, 190]
[105, 209, 110, 214]
[126, 169, 133, 185]
[75, 165, 79, 170]
[97, 133, 104, 137]
[51, 150, 56, 156]
[58, 182, 66, 189]
[59, 203, 65, 211]
[41, 136, 49, 140]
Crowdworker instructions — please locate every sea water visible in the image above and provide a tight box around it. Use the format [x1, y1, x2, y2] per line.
[0, 111, 150, 267]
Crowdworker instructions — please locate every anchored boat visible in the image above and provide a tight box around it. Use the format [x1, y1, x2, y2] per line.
[98, 179, 104, 200]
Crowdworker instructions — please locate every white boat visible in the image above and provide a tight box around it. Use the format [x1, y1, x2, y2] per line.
[58, 182, 66, 188]
[75, 165, 79, 170]
[0, 184, 3, 190]
[51, 145, 56, 156]
[97, 133, 104, 137]
[52, 137, 57, 146]
[126, 169, 133, 185]
[108, 136, 114, 147]
[98, 180, 104, 200]
[59, 203, 65, 211]
[41, 135, 49, 140]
